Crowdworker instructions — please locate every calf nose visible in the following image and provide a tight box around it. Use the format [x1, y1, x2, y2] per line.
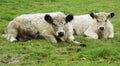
[99, 27, 104, 30]
[58, 32, 64, 37]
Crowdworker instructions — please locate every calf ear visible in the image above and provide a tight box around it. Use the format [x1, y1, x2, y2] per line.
[66, 14, 73, 23]
[108, 12, 115, 18]
[44, 14, 53, 24]
[90, 12, 95, 18]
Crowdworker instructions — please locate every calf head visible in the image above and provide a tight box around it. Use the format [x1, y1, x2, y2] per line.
[45, 14, 73, 37]
[90, 12, 115, 31]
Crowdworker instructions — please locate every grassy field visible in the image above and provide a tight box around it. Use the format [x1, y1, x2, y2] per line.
[0, 0, 120, 66]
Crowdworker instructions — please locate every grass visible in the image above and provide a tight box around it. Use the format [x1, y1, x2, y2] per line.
[0, 0, 120, 66]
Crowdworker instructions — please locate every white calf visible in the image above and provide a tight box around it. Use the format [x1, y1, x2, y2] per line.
[2, 12, 86, 47]
[71, 12, 115, 39]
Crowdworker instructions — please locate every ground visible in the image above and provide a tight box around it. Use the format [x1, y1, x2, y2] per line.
[0, 0, 120, 66]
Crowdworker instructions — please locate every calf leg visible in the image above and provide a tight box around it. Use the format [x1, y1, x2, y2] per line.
[84, 30, 98, 39]
[7, 29, 18, 42]
[85, 33, 98, 39]
[108, 32, 114, 38]
[44, 35, 57, 43]
[108, 27, 114, 38]
[68, 35, 86, 47]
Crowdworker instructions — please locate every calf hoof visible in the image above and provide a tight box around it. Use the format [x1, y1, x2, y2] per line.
[79, 44, 86, 47]
[10, 37, 17, 42]
[10, 39, 17, 42]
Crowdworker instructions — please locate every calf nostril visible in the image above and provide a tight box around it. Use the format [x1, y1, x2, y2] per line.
[99, 27, 104, 30]
[58, 32, 64, 37]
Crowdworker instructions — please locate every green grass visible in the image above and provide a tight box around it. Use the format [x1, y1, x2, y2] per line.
[0, 0, 120, 66]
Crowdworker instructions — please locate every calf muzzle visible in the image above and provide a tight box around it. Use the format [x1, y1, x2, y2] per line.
[99, 27, 104, 30]
[58, 32, 64, 37]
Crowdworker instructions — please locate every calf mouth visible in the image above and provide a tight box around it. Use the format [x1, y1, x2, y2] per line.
[54, 35, 62, 42]
[97, 31, 104, 39]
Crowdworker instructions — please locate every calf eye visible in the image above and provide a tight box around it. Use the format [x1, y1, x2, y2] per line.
[64, 23, 67, 25]
[105, 20, 107, 22]
[52, 23, 57, 26]
[96, 19, 99, 22]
